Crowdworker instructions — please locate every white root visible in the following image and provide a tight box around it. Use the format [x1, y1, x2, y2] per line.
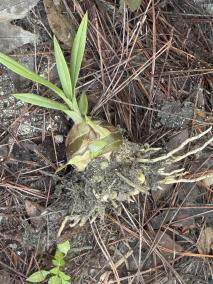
[160, 172, 213, 185]
[139, 126, 212, 164]
[57, 127, 212, 233]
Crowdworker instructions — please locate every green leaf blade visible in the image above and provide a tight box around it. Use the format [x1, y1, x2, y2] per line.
[0, 52, 73, 109]
[70, 13, 88, 91]
[50, 267, 59, 275]
[26, 270, 50, 283]
[54, 36, 73, 101]
[57, 240, 71, 255]
[48, 275, 61, 284]
[14, 93, 69, 112]
[0, 53, 55, 92]
[59, 271, 71, 281]
[53, 251, 65, 267]
[61, 280, 71, 284]
[63, 110, 82, 123]
[78, 93, 88, 116]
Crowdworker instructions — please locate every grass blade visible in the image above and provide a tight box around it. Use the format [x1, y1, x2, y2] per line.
[63, 110, 82, 124]
[14, 93, 69, 112]
[0, 52, 73, 109]
[78, 93, 88, 116]
[54, 36, 73, 100]
[70, 13, 88, 91]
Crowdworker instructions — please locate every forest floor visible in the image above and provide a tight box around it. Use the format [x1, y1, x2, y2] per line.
[0, 0, 213, 283]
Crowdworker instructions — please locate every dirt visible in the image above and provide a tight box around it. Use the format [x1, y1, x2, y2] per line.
[158, 101, 195, 129]
[18, 141, 162, 248]
[0, 0, 213, 283]
[4, 133, 210, 282]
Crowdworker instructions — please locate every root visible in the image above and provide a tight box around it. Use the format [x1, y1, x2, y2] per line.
[160, 172, 213, 185]
[139, 126, 212, 164]
[169, 135, 213, 163]
[115, 171, 148, 194]
[158, 168, 185, 176]
[139, 127, 213, 186]
[53, 127, 212, 234]
[57, 216, 81, 237]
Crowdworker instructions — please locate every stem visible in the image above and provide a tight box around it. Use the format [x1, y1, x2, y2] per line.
[72, 91, 81, 114]
[64, 110, 83, 124]
[85, 116, 109, 137]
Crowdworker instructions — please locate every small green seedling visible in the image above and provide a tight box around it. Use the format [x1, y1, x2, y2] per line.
[27, 240, 71, 284]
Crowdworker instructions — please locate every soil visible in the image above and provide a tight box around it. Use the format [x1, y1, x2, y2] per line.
[0, 1, 213, 284]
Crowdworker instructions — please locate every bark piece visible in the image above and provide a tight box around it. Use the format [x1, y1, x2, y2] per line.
[43, 0, 76, 47]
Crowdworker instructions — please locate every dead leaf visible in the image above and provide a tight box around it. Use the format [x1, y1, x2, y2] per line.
[203, 176, 213, 187]
[197, 227, 213, 254]
[154, 230, 183, 252]
[25, 200, 44, 228]
[0, 0, 39, 53]
[43, 0, 76, 47]
[150, 209, 196, 231]
[148, 230, 183, 262]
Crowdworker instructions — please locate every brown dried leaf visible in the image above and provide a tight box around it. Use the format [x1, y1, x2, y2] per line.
[197, 227, 213, 254]
[43, 0, 76, 47]
[25, 200, 44, 217]
[154, 231, 183, 252]
[150, 210, 195, 231]
[25, 200, 44, 228]
[203, 176, 213, 187]
[148, 230, 183, 262]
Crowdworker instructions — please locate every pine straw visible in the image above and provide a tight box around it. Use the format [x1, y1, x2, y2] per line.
[0, 0, 212, 283]
[70, 1, 213, 283]
[78, 0, 213, 141]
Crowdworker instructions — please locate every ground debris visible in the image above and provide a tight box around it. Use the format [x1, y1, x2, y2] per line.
[158, 101, 194, 129]
[43, 0, 76, 47]
[0, 0, 213, 282]
[0, 0, 39, 52]
[41, 127, 212, 240]
[197, 227, 213, 254]
[24, 200, 45, 228]
[0, 270, 11, 284]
